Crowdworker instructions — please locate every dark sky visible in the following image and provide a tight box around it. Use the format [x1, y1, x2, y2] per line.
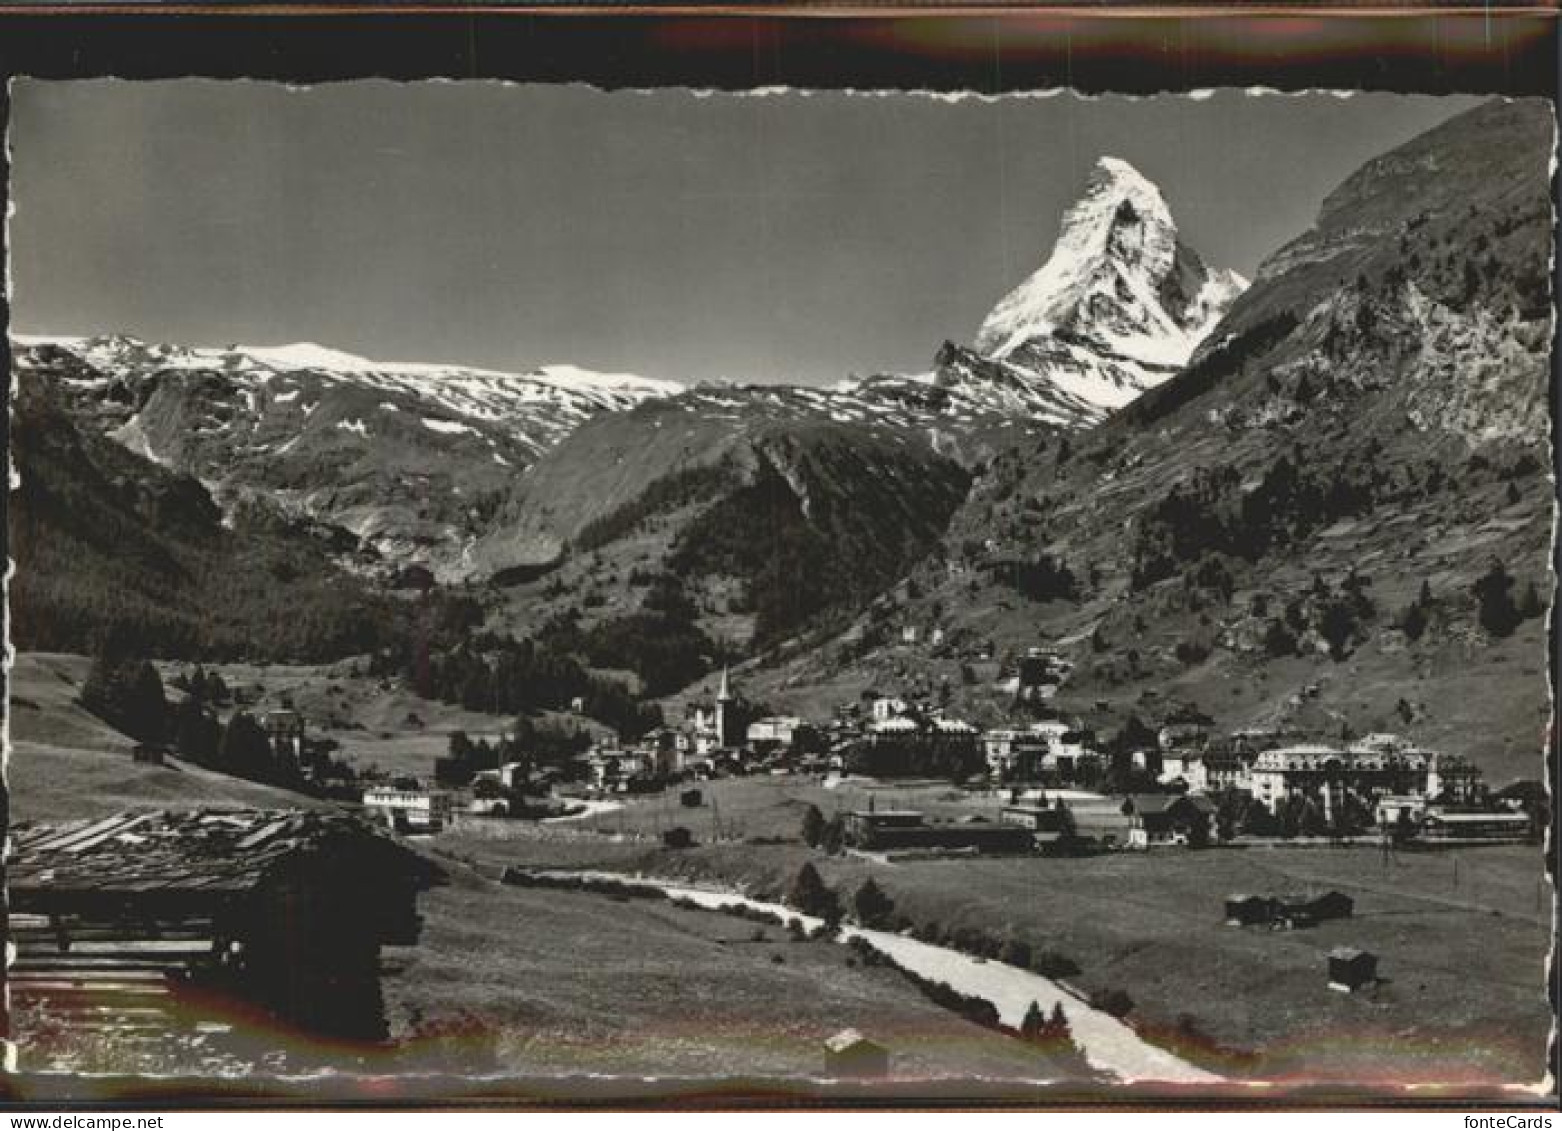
[9, 81, 1478, 386]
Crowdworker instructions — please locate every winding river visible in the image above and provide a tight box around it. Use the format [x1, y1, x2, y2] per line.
[523, 869, 1222, 1085]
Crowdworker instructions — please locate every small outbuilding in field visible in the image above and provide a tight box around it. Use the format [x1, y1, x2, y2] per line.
[823, 1028, 889, 1078]
[1224, 894, 1276, 927]
[1327, 947, 1379, 993]
[1292, 891, 1355, 923]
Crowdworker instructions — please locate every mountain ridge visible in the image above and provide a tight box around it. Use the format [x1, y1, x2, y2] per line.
[969, 155, 1247, 414]
[736, 97, 1554, 786]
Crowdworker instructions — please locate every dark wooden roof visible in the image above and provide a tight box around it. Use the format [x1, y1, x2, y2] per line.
[10, 808, 433, 916]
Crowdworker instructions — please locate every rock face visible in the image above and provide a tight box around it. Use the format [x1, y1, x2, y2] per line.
[469, 390, 972, 649]
[966, 156, 1246, 418]
[748, 98, 1554, 785]
[11, 336, 682, 580]
[7, 377, 389, 660]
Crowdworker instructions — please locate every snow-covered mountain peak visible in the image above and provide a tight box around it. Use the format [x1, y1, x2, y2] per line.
[965, 156, 1247, 415]
[1085, 155, 1177, 226]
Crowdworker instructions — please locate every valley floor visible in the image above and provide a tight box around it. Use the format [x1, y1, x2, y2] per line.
[437, 775, 1553, 1090]
[7, 653, 1551, 1094]
[385, 863, 1083, 1084]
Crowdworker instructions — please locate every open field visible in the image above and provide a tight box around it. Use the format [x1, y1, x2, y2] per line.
[437, 775, 1553, 1087]
[385, 864, 1081, 1082]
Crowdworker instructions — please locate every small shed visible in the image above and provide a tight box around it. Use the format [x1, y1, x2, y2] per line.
[824, 1028, 889, 1078]
[1301, 891, 1355, 922]
[1224, 894, 1274, 927]
[131, 743, 167, 765]
[1327, 947, 1379, 992]
[1275, 890, 1355, 929]
[680, 789, 704, 808]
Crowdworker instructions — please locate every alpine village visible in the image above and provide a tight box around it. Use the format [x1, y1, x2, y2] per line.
[4, 98, 1555, 1096]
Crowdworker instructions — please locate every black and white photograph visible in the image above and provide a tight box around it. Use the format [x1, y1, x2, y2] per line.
[2, 77, 1555, 1102]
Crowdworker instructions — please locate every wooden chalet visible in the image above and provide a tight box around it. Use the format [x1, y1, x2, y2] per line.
[8, 809, 439, 1051]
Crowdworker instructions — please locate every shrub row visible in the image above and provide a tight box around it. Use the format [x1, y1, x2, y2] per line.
[500, 870, 664, 901]
[845, 936, 1000, 1031]
[905, 918, 1079, 979]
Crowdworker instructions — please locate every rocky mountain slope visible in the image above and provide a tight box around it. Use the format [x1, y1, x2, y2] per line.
[976, 159, 1243, 356]
[466, 157, 1244, 651]
[8, 376, 397, 661]
[15, 153, 1238, 614]
[470, 394, 971, 652]
[827, 156, 1245, 438]
[11, 335, 681, 581]
[746, 98, 1555, 785]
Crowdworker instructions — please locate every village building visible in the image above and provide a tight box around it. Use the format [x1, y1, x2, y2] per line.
[470, 761, 531, 795]
[870, 696, 910, 722]
[1247, 738, 1485, 819]
[849, 714, 983, 779]
[983, 728, 1052, 779]
[1158, 742, 1257, 794]
[1415, 809, 1532, 845]
[363, 785, 453, 833]
[636, 726, 696, 774]
[995, 647, 1070, 703]
[746, 715, 817, 754]
[998, 803, 1071, 849]
[1158, 719, 1213, 752]
[867, 715, 921, 739]
[843, 809, 1031, 854]
[684, 666, 740, 754]
[1374, 793, 1430, 828]
[984, 720, 1097, 783]
[579, 745, 643, 790]
[1065, 794, 1213, 849]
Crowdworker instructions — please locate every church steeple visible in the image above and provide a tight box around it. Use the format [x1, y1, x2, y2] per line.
[715, 666, 733, 748]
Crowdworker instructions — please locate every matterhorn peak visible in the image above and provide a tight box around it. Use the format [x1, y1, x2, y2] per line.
[963, 156, 1246, 413]
[1084, 156, 1174, 215]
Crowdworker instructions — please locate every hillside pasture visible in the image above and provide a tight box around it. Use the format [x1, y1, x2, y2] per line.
[437, 775, 1552, 1089]
[8, 653, 320, 823]
[386, 866, 1081, 1084]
